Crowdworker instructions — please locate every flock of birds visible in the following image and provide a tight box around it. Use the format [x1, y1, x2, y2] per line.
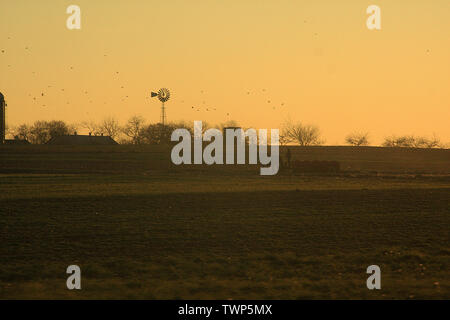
[182, 88, 286, 116]
[2, 37, 287, 119]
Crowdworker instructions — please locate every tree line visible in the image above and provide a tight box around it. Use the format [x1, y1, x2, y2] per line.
[6, 117, 240, 145]
[279, 121, 446, 148]
[6, 117, 447, 148]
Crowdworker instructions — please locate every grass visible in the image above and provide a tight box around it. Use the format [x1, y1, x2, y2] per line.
[0, 145, 449, 299]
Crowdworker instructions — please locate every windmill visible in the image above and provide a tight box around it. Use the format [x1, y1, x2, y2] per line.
[150, 88, 171, 126]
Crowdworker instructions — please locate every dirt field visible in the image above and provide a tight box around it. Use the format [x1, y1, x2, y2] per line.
[0, 145, 449, 299]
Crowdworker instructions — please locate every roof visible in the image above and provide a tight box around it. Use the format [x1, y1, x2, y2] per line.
[46, 135, 118, 145]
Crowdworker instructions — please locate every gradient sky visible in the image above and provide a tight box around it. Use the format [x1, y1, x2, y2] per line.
[1, 0, 449, 145]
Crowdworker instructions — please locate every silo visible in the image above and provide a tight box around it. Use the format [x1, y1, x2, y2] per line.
[0, 92, 5, 144]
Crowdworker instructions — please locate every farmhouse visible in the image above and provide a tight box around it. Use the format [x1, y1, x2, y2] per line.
[46, 133, 118, 145]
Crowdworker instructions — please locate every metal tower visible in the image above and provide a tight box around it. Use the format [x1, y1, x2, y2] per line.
[151, 88, 171, 126]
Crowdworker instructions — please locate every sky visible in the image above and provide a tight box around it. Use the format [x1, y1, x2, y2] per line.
[1, 0, 449, 145]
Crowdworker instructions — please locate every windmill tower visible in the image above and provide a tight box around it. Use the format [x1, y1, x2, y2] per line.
[0, 92, 6, 144]
[151, 88, 171, 126]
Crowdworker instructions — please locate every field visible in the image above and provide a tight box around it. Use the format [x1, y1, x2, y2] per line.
[0, 145, 449, 299]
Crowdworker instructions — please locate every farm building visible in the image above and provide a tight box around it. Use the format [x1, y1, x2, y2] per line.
[4, 138, 30, 145]
[0, 92, 6, 144]
[46, 134, 118, 145]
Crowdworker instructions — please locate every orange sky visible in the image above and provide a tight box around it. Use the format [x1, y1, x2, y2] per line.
[1, 0, 449, 145]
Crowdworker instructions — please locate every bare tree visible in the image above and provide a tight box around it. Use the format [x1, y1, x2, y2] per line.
[281, 121, 324, 146]
[383, 135, 414, 147]
[345, 132, 370, 146]
[218, 120, 240, 131]
[383, 134, 443, 148]
[175, 121, 195, 136]
[15, 124, 31, 141]
[122, 115, 146, 144]
[22, 120, 73, 144]
[81, 121, 102, 136]
[171, 120, 195, 136]
[415, 134, 442, 148]
[141, 123, 176, 145]
[278, 133, 291, 146]
[48, 120, 75, 137]
[99, 116, 120, 139]
[29, 121, 50, 144]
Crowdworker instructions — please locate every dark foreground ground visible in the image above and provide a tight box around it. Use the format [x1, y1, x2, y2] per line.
[0, 145, 449, 299]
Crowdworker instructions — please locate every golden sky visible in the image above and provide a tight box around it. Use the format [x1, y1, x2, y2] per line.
[1, 0, 449, 145]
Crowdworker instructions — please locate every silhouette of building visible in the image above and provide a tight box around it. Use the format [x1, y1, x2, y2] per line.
[0, 92, 28, 144]
[46, 133, 118, 145]
[0, 92, 6, 144]
[5, 138, 30, 145]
